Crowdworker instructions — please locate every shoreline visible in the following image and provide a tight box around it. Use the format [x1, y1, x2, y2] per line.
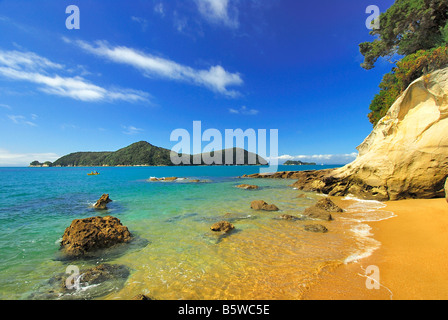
[302, 197, 448, 300]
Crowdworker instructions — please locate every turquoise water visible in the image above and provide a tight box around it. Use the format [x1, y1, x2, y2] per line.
[0, 164, 369, 300]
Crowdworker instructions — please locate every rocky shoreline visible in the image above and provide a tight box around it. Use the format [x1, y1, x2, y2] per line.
[242, 68, 448, 201]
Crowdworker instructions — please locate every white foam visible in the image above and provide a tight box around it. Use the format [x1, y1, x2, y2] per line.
[342, 196, 396, 264]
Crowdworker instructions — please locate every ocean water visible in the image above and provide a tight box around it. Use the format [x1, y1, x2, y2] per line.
[0, 165, 394, 300]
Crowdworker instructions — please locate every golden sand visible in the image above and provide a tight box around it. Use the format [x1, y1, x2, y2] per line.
[303, 198, 448, 300]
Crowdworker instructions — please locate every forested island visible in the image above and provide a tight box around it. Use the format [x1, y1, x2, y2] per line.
[30, 141, 268, 167]
[283, 160, 317, 166]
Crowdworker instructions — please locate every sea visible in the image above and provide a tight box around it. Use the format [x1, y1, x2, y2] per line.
[0, 165, 395, 300]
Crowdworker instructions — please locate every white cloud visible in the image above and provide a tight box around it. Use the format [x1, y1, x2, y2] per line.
[0, 148, 60, 167]
[154, 3, 165, 17]
[196, 0, 239, 28]
[228, 105, 259, 115]
[122, 125, 144, 135]
[131, 16, 149, 31]
[0, 49, 150, 103]
[8, 114, 37, 127]
[267, 153, 358, 165]
[0, 104, 11, 109]
[69, 39, 243, 97]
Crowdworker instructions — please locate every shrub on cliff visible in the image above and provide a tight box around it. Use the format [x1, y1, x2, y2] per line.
[360, 0, 448, 70]
[368, 46, 448, 125]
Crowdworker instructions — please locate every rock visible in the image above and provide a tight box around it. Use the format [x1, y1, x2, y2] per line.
[46, 263, 130, 299]
[77, 264, 130, 286]
[314, 198, 343, 212]
[236, 184, 259, 190]
[210, 221, 235, 233]
[149, 177, 159, 182]
[303, 207, 333, 221]
[94, 194, 112, 210]
[250, 200, 280, 211]
[163, 177, 178, 181]
[250, 200, 268, 210]
[304, 224, 328, 233]
[296, 194, 307, 198]
[263, 204, 280, 211]
[60, 216, 132, 257]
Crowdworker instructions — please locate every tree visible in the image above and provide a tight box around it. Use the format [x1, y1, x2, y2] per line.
[360, 0, 448, 70]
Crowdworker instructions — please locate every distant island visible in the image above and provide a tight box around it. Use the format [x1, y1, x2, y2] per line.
[283, 160, 316, 166]
[30, 141, 268, 167]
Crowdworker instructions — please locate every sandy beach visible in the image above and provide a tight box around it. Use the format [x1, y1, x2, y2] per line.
[303, 198, 448, 300]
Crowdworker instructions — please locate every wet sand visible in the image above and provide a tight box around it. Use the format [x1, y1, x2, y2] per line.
[303, 198, 448, 300]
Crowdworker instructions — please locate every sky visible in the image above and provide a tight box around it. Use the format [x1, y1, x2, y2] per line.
[0, 0, 396, 166]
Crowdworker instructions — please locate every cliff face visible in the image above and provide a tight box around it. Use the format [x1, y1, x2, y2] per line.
[292, 67, 448, 201]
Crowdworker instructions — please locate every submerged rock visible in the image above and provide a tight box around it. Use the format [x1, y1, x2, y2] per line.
[304, 224, 328, 233]
[303, 207, 334, 221]
[60, 216, 132, 258]
[210, 221, 235, 233]
[277, 214, 300, 221]
[236, 184, 259, 190]
[250, 200, 279, 211]
[36, 263, 130, 300]
[94, 194, 112, 210]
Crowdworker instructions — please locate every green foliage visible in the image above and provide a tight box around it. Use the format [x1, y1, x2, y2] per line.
[360, 0, 448, 70]
[368, 46, 448, 125]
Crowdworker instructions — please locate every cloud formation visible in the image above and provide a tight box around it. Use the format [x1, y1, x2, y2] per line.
[229, 106, 259, 115]
[195, 0, 239, 28]
[0, 49, 150, 103]
[0, 148, 60, 167]
[122, 125, 144, 135]
[8, 114, 37, 127]
[268, 153, 358, 165]
[69, 39, 243, 97]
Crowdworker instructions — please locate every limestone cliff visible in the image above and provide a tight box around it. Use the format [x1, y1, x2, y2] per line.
[291, 67, 448, 201]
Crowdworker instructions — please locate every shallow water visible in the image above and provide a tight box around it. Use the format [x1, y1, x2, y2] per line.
[0, 165, 393, 300]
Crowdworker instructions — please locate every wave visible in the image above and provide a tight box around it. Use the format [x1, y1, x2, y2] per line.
[341, 195, 396, 264]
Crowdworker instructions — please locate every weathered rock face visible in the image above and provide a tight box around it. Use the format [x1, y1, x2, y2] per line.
[94, 194, 112, 210]
[292, 68, 448, 201]
[60, 216, 132, 257]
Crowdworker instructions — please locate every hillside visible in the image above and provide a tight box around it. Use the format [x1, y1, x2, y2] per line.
[47, 141, 267, 167]
[283, 160, 316, 166]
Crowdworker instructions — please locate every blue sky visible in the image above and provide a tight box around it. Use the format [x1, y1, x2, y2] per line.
[0, 0, 396, 166]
